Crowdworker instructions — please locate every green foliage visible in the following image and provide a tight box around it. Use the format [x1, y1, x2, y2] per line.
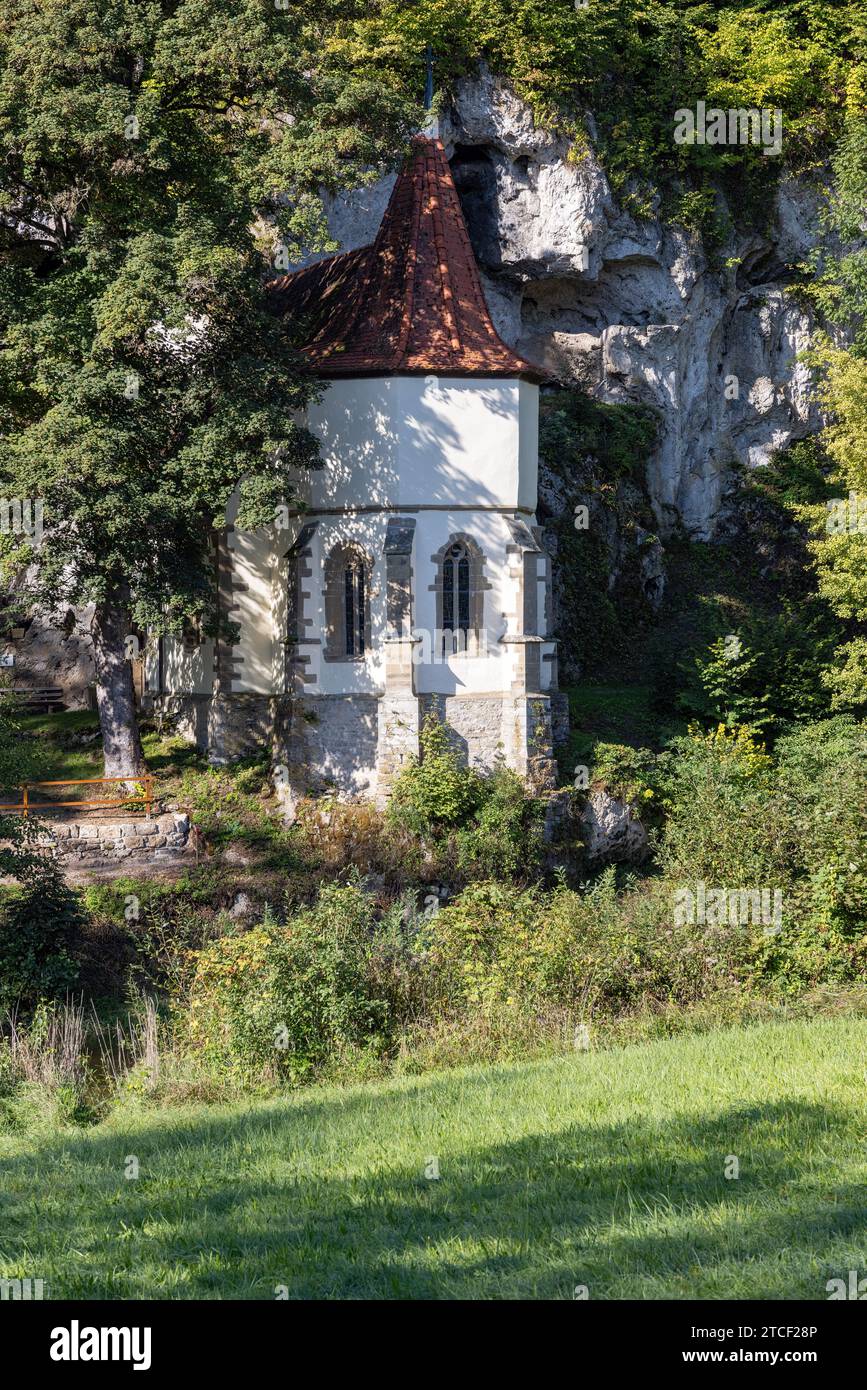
[791, 345, 867, 714]
[188, 882, 399, 1082]
[750, 437, 837, 509]
[0, 0, 416, 648]
[423, 872, 708, 1018]
[671, 187, 730, 247]
[811, 114, 867, 353]
[0, 692, 82, 1010]
[388, 714, 485, 835]
[455, 765, 545, 879]
[0, 878, 82, 1013]
[689, 634, 773, 732]
[682, 608, 837, 736]
[425, 880, 547, 1011]
[540, 391, 660, 674]
[821, 636, 867, 711]
[656, 717, 867, 992]
[541, 390, 659, 484]
[387, 717, 546, 879]
[589, 741, 661, 806]
[346, 1, 862, 214]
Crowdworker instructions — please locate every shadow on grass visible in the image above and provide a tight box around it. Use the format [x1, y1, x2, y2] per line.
[0, 1075, 863, 1300]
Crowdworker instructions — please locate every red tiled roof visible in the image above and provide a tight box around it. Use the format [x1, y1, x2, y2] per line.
[269, 135, 544, 383]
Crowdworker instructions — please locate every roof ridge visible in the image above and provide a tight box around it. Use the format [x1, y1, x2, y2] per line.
[428, 143, 463, 354]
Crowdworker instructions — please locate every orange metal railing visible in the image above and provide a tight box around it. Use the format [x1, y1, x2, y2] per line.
[0, 775, 154, 818]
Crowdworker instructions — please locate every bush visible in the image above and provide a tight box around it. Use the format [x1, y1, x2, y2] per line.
[657, 717, 867, 993]
[681, 609, 837, 738]
[589, 741, 662, 807]
[455, 766, 545, 879]
[187, 882, 400, 1082]
[424, 881, 547, 1011]
[388, 714, 484, 835]
[424, 871, 741, 1020]
[0, 871, 81, 1013]
[387, 714, 546, 880]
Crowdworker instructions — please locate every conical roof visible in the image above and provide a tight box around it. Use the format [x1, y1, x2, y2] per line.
[270, 135, 544, 382]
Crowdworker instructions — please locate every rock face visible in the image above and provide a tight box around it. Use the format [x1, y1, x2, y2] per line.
[317, 66, 824, 541]
[580, 789, 649, 866]
[1, 600, 95, 708]
[445, 68, 822, 540]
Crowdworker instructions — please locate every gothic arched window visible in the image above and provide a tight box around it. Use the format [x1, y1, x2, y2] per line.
[343, 554, 366, 657]
[442, 541, 470, 642]
[431, 534, 489, 656]
[324, 543, 372, 661]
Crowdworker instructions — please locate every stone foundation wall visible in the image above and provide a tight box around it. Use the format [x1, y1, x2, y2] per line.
[162, 686, 564, 814]
[153, 693, 210, 750]
[44, 812, 192, 870]
[155, 692, 291, 763]
[420, 693, 511, 774]
[279, 693, 380, 803]
[207, 693, 292, 764]
[420, 692, 559, 790]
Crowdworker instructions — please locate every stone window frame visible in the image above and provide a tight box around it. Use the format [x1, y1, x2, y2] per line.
[429, 533, 490, 657]
[323, 540, 373, 663]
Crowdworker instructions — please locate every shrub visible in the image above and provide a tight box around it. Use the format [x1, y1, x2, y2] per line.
[455, 765, 545, 879]
[424, 872, 740, 1020]
[682, 610, 837, 738]
[590, 741, 662, 804]
[386, 715, 546, 881]
[388, 714, 484, 835]
[187, 882, 398, 1082]
[424, 881, 547, 1011]
[655, 717, 867, 993]
[0, 871, 81, 1013]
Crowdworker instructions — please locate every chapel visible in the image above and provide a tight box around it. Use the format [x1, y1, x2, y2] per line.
[147, 133, 561, 809]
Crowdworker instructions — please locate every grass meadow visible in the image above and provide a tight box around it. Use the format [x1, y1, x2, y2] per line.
[1, 1017, 864, 1300]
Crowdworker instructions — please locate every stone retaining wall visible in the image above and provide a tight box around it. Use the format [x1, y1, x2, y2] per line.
[42, 812, 192, 869]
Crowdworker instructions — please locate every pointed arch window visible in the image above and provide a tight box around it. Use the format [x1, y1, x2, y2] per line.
[442, 542, 470, 642]
[344, 556, 366, 657]
[431, 534, 489, 657]
[324, 542, 372, 662]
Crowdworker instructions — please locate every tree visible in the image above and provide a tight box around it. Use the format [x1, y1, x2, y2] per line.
[0, 0, 416, 774]
[800, 113, 867, 710]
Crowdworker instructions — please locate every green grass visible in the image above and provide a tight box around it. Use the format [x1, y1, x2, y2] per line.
[1, 1017, 865, 1299]
[560, 681, 685, 778]
[10, 711, 201, 804]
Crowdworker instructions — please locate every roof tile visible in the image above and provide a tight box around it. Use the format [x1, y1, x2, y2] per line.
[269, 135, 544, 382]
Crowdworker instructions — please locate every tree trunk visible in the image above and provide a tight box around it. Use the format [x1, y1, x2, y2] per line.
[90, 587, 146, 778]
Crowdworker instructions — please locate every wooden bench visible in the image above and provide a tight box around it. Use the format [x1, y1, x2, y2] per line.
[10, 686, 65, 713]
